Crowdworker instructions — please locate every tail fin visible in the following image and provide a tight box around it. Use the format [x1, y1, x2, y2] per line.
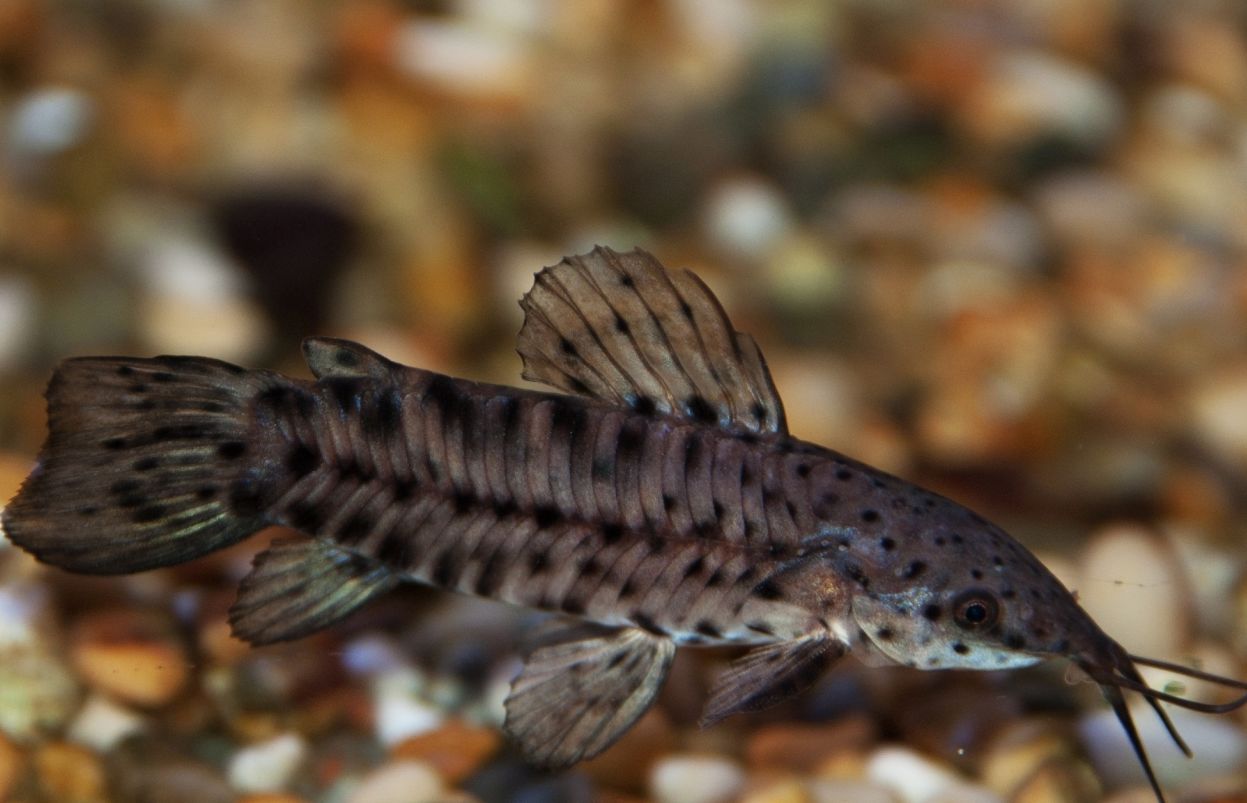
[2, 354, 273, 574]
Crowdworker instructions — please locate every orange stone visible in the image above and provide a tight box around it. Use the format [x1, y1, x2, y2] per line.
[34, 742, 107, 803]
[390, 719, 500, 784]
[745, 716, 878, 774]
[0, 733, 24, 801]
[70, 609, 189, 707]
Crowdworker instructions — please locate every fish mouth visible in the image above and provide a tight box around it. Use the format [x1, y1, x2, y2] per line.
[1077, 642, 1247, 803]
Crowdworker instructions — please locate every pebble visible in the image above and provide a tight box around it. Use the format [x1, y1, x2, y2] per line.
[70, 609, 189, 707]
[745, 716, 877, 773]
[1073, 523, 1189, 658]
[0, 581, 80, 741]
[1080, 700, 1247, 790]
[110, 755, 235, 803]
[891, 681, 1022, 769]
[978, 719, 1097, 801]
[5, 86, 94, 167]
[227, 732, 308, 794]
[702, 175, 794, 262]
[67, 693, 146, 752]
[341, 634, 410, 679]
[805, 778, 897, 803]
[1031, 171, 1146, 250]
[768, 355, 862, 451]
[0, 453, 31, 514]
[760, 232, 846, 321]
[0, 733, 23, 801]
[344, 759, 445, 803]
[393, 17, 533, 99]
[1009, 758, 1101, 803]
[924, 784, 1003, 803]
[390, 719, 499, 784]
[976, 718, 1060, 785]
[962, 50, 1123, 147]
[136, 233, 269, 363]
[580, 707, 674, 792]
[1189, 365, 1247, 469]
[650, 754, 746, 803]
[34, 741, 107, 803]
[741, 778, 811, 803]
[0, 275, 35, 373]
[863, 746, 968, 803]
[370, 668, 445, 747]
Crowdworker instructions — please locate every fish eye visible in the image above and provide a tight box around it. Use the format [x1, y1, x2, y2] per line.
[953, 589, 999, 630]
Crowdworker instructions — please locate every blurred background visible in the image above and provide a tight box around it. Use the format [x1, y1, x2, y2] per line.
[0, 1, 1246, 801]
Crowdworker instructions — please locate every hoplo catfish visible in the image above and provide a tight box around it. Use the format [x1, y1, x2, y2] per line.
[5, 247, 1245, 801]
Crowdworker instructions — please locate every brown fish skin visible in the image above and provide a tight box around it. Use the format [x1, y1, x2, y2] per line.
[240, 356, 833, 645]
[4, 247, 1245, 801]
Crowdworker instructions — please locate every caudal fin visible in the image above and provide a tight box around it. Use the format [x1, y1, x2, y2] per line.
[2, 354, 273, 574]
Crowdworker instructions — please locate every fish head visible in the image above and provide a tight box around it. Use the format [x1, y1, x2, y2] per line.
[831, 510, 1097, 671]
[828, 513, 1247, 803]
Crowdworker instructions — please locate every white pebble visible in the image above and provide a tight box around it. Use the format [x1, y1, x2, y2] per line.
[137, 233, 267, 362]
[346, 760, 445, 803]
[7, 87, 94, 156]
[0, 276, 35, 373]
[702, 176, 793, 261]
[67, 694, 146, 752]
[341, 634, 407, 678]
[227, 732, 307, 793]
[968, 51, 1123, 146]
[1079, 700, 1247, 789]
[924, 783, 1003, 803]
[1075, 524, 1187, 658]
[1190, 366, 1247, 468]
[805, 778, 898, 803]
[650, 754, 746, 803]
[394, 19, 531, 96]
[372, 668, 444, 747]
[864, 746, 965, 803]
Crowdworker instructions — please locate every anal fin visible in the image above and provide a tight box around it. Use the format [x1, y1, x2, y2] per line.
[229, 538, 400, 644]
[700, 634, 844, 726]
[503, 621, 675, 767]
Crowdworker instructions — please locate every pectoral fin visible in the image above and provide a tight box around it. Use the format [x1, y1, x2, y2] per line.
[229, 538, 399, 644]
[503, 622, 675, 767]
[700, 634, 844, 726]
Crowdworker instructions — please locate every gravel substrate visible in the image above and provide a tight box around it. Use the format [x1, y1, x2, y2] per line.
[2, 1, 1247, 801]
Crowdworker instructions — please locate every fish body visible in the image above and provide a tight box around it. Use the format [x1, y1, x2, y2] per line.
[3, 247, 1244, 798]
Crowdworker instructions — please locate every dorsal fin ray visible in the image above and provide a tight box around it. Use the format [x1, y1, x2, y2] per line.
[518, 247, 787, 435]
[302, 337, 397, 381]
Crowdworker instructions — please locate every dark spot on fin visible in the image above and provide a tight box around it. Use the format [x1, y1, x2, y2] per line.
[302, 337, 396, 380]
[0, 353, 268, 575]
[684, 395, 717, 424]
[514, 247, 789, 436]
[229, 539, 399, 644]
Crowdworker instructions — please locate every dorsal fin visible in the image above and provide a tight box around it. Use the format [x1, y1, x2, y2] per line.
[302, 337, 396, 381]
[517, 247, 787, 435]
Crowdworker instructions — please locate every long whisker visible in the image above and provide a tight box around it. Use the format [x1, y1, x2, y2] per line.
[1101, 681, 1167, 803]
[1114, 659, 1191, 756]
[1129, 654, 1247, 691]
[1108, 672, 1247, 714]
